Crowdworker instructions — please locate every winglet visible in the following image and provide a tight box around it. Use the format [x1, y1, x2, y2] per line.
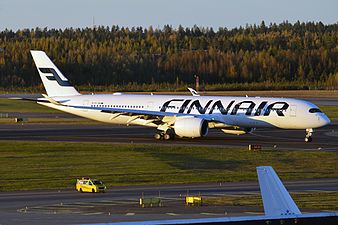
[187, 87, 200, 96]
[257, 166, 301, 217]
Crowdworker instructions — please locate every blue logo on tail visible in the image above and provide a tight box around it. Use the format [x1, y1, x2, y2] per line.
[39, 68, 72, 86]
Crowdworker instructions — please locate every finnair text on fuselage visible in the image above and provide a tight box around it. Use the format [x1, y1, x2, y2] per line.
[159, 99, 288, 116]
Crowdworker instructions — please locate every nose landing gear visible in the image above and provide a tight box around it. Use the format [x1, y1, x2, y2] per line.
[305, 128, 313, 142]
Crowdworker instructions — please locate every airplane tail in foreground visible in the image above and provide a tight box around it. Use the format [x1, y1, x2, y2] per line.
[257, 166, 302, 217]
[30, 50, 80, 97]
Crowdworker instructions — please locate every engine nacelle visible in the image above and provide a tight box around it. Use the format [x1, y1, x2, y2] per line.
[174, 117, 208, 138]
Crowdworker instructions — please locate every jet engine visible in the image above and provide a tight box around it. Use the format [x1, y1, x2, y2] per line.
[174, 117, 208, 138]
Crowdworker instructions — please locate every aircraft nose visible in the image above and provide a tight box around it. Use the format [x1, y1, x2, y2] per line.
[319, 114, 331, 126]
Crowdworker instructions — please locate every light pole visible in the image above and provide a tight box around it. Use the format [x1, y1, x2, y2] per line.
[194, 75, 199, 91]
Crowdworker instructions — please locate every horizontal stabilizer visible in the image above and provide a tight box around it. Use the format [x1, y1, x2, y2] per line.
[257, 166, 301, 217]
[42, 94, 62, 105]
[8, 97, 50, 103]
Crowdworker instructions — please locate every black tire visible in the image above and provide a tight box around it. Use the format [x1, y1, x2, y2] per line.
[165, 129, 175, 140]
[92, 189, 95, 193]
[169, 132, 175, 140]
[80, 188, 83, 193]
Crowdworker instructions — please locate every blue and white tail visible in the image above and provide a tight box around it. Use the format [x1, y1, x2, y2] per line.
[30, 50, 80, 97]
[257, 166, 302, 217]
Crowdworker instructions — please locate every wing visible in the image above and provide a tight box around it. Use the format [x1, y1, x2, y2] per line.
[10, 97, 235, 130]
[64, 103, 228, 128]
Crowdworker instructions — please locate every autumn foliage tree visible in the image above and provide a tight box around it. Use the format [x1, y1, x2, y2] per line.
[0, 21, 337, 90]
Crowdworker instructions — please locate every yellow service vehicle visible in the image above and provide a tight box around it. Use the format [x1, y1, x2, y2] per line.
[76, 177, 106, 193]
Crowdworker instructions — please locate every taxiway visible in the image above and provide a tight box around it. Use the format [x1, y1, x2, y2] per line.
[1, 179, 338, 225]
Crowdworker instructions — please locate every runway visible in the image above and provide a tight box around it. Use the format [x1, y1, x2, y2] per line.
[1, 179, 338, 225]
[0, 123, 337, 151]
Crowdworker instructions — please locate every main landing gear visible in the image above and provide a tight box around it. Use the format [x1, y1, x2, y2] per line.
[305, 128, 313, 142]
[154, 129, 175, 140]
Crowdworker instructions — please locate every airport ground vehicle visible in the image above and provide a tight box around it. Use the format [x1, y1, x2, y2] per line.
[76, 177, 106, 193]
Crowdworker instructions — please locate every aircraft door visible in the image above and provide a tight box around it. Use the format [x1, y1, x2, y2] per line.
[290, 105, 297, 117]
[83, 100, 89, 112]
[146, 101, 154, 110]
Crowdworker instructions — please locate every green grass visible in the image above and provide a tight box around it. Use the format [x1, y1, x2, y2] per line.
[204, 192, 338, 210]
[0, 142, 337, 191]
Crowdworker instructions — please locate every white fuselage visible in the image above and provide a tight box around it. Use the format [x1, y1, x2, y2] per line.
[39, 93, 330, 130]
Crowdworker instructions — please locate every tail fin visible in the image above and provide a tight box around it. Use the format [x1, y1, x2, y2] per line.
[257, 166, 301, 217]
[30, 50, 80, 97]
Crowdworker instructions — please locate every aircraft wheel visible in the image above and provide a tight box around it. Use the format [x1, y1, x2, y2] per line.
[305, 128, 313, 143]
[305, 136, 312, 142]
[163, 133, 171, 140]
[165, 129, 175, 140]
[154, 133, 162, 140]
[169, 131, 175, 140]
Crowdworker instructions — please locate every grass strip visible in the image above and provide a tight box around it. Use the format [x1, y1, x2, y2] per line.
[0, 142, 337, 191]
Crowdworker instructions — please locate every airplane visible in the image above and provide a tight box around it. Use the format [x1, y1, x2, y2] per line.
[28, 50, 330, 142]
[81, 166, 338, 225]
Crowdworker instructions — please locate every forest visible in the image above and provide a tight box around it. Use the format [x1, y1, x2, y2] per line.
[0, 21, 337, 91]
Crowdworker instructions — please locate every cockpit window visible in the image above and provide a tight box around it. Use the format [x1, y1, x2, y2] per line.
[309, 108, 322, 113]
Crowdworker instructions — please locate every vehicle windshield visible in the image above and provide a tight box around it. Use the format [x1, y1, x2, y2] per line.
[92, 180, 103, 185]
[309, 108, 322, 113]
